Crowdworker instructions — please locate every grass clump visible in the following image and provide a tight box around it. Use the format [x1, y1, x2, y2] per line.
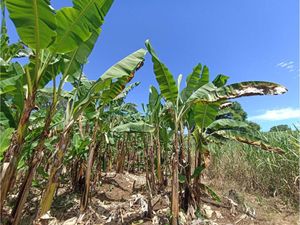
[208, 130, 299, 207]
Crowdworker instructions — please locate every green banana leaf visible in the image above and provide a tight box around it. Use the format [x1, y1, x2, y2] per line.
[100, 49, 147, 102]
[100, 49, 147, 81]
[0, 100, 16, 128]
[184, 73, 228, 128]
[51, 0, 113, 53]
[181, 64, 210, 101]
[145, 40, 178, 103]
[65, 29, 101, 80]
[148, 85, 160, 111]
[73, 48, 146, 118]
[0, 128, 15, 160]
[0, 74, 23, 95]
[112, 121, 155, 133]
[114, 82, 140, 100]
[193, 102, 221, 129]
[191, 165, 205, 179]
[148, 85, 162, 122]
[0, 61, 24, 77]
[6, 0, 56, 50]
[206, 119, 249, 131]
[212, 74, 229, 87]
[0, 38, 25, 62]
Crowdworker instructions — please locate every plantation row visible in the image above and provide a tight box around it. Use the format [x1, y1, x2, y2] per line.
[0, 1, 290, 225]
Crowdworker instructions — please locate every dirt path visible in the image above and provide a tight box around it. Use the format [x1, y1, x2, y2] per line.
[35, 172, 170, 225]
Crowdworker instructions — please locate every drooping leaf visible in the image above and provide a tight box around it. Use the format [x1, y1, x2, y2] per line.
[100, 49, 147, 102]
[0, 61, 24, 78]
[73, 49, 146, 118]
[0, 112, 10, 128]
[112, 121, 155, 133]
[100, 49, 147, 81]
[1, 0, 7, 36]
[0, 10, 29, 61]
[217, 101, 248, 121]
[6, 0, 56, 50]
[206, 119, 249, 132]
[186, 83, 217, 104]
[210, 130, 284, 153]
[214, 81, 288, 99]
[145, 40, 178, 103]
[68, 74, 92, 92]
[159, 126, 171, 150]
[0, 63, 25, 119]
[187, 81, 287, 105]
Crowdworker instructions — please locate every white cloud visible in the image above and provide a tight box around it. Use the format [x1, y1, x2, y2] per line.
[249, 108, 300, 121]
[276, 60, 295, 72]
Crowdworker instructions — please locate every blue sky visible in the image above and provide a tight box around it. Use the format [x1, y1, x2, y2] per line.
[5, 0, 299, 131]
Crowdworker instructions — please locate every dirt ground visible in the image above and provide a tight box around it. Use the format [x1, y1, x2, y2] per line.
[1, 172, 299, 225]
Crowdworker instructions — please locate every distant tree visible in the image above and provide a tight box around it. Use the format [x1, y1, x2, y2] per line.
[218, 102, 261, 131]
[269, 124, 291, 132]
[227, 102, 262, 131]
[217, 101, 247, 121]
[230, 102, 248, 121]
[247, 121, 261, 131]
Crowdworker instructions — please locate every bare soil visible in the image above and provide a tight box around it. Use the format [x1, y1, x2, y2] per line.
[1, 172, 299, 225]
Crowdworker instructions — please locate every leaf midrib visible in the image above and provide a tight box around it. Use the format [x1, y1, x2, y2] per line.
[33, 0, 40, 52]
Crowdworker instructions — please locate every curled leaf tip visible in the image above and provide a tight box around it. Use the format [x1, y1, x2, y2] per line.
[274, 86, 288, 94]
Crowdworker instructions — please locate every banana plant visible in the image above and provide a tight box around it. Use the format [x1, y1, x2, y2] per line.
[9, 30, 102, 225]
[145, 40, 287, 225]
[37, 48, 146, 218]
[143, 86, 164, 185]
[0, 16, 26, 162]
[103, 100, 142, 172]
[180, 106, 286, 211]
[1, 0, 114, 211]
[80, 81, 141, 212]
